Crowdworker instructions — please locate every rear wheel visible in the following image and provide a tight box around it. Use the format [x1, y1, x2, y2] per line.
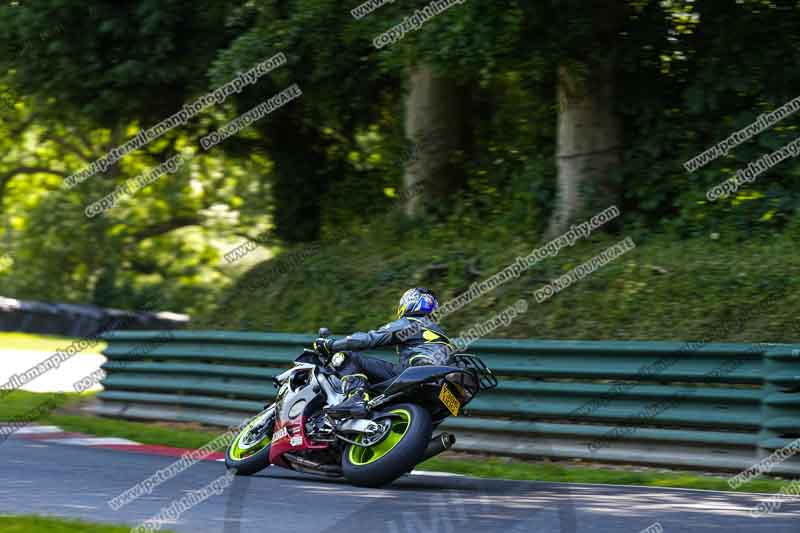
[225, 407, 275, 476]
[341, 403, 432, 487]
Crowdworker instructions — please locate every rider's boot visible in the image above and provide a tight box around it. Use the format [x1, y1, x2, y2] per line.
[325, 374, 370, 418]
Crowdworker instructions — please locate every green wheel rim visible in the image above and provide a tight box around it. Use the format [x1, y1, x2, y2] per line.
[229, 411, 273, 461]
[348, 409, 411, 466]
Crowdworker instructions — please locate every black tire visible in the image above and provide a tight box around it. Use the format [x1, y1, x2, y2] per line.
[341, 403, 432, 487]
[225, 407, 275, 476]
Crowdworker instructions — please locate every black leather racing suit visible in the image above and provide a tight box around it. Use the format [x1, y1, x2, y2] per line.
[328, 316, 455, 395]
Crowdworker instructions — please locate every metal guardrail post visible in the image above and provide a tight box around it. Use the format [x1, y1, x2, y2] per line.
[759, 346, 800, 459]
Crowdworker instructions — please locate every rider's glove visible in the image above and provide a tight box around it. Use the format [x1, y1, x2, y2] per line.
[313, 337, 336, 358]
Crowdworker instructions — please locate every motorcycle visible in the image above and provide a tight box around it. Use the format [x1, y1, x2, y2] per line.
[225, 328, 498, 487]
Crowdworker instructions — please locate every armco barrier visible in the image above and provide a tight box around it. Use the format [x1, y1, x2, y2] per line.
[90, 331, 800, 475]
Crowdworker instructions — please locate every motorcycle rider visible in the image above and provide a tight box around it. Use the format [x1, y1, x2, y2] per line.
[312, 287, 455, 417]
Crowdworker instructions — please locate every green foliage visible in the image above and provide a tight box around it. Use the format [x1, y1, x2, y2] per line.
[202, 0, 412, 242]
[617, 0, 800, 235]
[2, 0, 800, 321]
[0, 1, 239, 123]
[0, 3, 271, 313]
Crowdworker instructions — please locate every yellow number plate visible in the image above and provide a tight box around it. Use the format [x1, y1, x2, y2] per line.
[439, 384, 460, 416]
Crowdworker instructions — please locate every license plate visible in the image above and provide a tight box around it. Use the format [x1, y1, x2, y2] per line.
[439, 384, 460, 416]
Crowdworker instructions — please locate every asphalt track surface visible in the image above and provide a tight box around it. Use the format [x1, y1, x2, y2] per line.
[0, 435, 797, 533]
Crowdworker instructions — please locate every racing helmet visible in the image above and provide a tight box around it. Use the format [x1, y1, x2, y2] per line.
[396, 287, 438, 319]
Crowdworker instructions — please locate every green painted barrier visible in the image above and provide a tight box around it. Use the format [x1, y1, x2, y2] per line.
[92, 331, 800, 475]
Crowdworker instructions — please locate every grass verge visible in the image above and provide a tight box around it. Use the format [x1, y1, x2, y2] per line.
[0, 332, 105, 354]
[419, 455, 788, 494]
[43, 413, 221, 450]
[199, 224, 800, 344]
[0, 515, 176, 533]
[1, 391, 788, 494]
[0, 391, 219, 450]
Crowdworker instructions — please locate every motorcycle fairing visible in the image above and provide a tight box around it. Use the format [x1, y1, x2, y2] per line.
[269, 363, 332, 465]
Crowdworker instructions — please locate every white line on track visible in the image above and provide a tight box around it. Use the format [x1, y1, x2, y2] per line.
[12, 425, 63, 434]
[409, 470, 464, 477]
[55, 504, 97, 510]
[49, 437, 138, 446]
[545, 480, 790, 498]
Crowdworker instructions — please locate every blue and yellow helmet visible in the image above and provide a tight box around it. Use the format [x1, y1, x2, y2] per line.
[396, 287, 438, 319]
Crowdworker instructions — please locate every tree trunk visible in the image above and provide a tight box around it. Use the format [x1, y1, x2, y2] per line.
[547, 60, 622, 237]
[546, 3, 626, 238]
[270, 120, 331, 243]
[402, 66, 466, 217]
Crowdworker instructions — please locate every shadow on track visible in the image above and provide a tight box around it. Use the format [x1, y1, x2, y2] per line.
[221, 465, 577, 533]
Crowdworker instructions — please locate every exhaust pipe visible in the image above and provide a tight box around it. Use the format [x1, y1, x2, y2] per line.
[421, 432, 456, 461]
[284, 453, 342, 476]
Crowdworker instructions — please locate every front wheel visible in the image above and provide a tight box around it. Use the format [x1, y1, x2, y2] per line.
[341, 403, 432, 487]
[225, 406, 275, 476]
